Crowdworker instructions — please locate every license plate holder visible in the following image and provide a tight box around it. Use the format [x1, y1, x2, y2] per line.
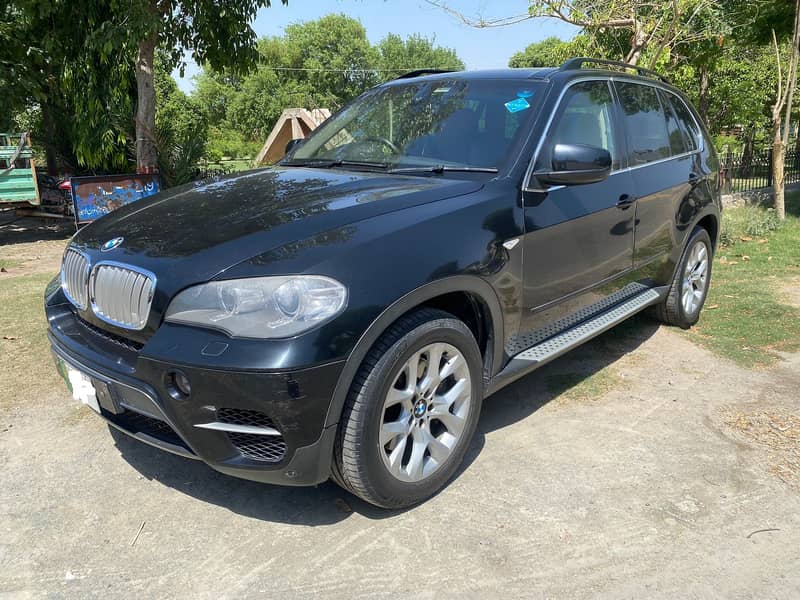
[55, 356, 101, 413]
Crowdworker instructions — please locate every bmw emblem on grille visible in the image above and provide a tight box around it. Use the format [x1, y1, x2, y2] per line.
[101, 237, 124, 252]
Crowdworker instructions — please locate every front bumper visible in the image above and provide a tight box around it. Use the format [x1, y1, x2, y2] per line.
[47, 300, 345, 486]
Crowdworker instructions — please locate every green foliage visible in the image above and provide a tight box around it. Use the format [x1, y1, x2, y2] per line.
[1, 1, 138, 171]
[205, 127, 261, 161]
[156, 120, 208, 187]
[143, 0, 287, 77]
[719, 206, 782, 246]
[192, 15, 467, 158]
[376, 33, 464, 79]
[713, 134, 743, 154]
[1, 0, 287, 172]
[255, 14, 380, 110]
[509, 35, 595, 67]
[689, 192, 800, 366]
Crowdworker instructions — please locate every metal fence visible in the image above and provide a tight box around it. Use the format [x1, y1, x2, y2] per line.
[720, 147, 800, 194]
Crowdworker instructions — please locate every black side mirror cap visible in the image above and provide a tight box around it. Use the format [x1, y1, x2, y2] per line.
[535, 143, 612, 186]
[285, 138, 304, 154]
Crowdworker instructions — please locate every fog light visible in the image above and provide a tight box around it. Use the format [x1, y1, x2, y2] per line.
[166, 370, 191, 399]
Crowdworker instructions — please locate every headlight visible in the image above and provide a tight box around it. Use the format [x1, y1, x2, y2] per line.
[164, 276, 347, 339]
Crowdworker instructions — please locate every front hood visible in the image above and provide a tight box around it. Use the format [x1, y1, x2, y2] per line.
[73, 167, 482, 285]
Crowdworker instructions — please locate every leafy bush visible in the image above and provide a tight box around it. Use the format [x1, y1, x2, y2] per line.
[713, 134, 744, 154]
[720, 206, 781, 246]
[156, 121, 208, 188]
[205, 127, 260, 161]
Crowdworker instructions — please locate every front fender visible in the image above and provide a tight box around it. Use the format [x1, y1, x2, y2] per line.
[322, 274, 505, 429]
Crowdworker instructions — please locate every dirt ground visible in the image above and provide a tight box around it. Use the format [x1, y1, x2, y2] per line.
[2, 218, 800, 598]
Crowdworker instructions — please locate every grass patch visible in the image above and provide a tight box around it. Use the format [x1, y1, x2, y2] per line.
[687, 191, 800, 367]
[546, 368, 623, 402]
[0, 271, 63, 409]
[0, 258, 22, 270]
[719, 205, 781, 246]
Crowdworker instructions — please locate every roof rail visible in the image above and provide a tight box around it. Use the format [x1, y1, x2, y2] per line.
[395, 69, 455, 80]
[559, 57, 669, 84]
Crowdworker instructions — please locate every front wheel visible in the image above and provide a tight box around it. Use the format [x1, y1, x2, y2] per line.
[652, 227, 713, 329]
[333, 308, 483, 509]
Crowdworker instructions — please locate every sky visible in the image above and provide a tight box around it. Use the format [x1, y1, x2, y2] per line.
[171, 0, 578, 94]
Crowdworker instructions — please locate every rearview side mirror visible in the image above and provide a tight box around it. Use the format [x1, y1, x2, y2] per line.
[535, 143, 612, 186]
[285, 138, 304, 154]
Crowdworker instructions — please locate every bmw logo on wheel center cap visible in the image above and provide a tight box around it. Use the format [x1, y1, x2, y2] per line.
[101, 237, 124, 252]
[413, 400, 427, 417]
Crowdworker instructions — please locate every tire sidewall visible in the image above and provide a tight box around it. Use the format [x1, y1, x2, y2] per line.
[356, 318, 483, 506]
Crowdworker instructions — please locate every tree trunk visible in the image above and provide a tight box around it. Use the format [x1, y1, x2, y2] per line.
[698, 66, 710, 125]
[135, 31, 158, 174]
[41, 101, 59, 176]
[626, 21, 647, 66]
[772, 118, 786, 220]
[741, 127, 755, 178]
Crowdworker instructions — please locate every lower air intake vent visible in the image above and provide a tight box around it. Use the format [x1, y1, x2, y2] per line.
[117, 410, 191, 452]
[217, 408, 286, 462]
[228, 432, 287, 462]
[217, 408, 277, 429]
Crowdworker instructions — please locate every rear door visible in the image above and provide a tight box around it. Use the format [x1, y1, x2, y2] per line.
[519, 79, 636, 338]
[612, 81, 696, 277]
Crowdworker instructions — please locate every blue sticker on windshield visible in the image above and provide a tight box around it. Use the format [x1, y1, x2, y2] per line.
[505, 97, 530, 113]
[516, 89, 535, 98]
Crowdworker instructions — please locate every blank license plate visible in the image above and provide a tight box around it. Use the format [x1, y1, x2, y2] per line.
[56, 356, 101, 413]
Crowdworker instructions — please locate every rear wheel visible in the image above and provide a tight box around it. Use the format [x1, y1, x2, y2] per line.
[652, 227, 713, 329]
[333, 308, 483, 508]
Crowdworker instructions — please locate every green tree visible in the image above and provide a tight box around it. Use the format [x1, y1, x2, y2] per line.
[279, 14, 380, 107]
[195, 15, 467, 151]
[128, 0, 287, 172]
[1, 1, 136, 172]
[427, 0, 729, 68]
[508, 35, 593, 67]
[376, 33, 464, 79]
[154, 60, 209, 185]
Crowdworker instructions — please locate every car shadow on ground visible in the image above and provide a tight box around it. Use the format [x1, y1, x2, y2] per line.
[111, 314, 661, 525]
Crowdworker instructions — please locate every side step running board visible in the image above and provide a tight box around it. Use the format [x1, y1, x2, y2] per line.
[487, 287, 664, 395]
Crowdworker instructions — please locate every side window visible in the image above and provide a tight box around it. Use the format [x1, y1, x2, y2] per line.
[658, 90, 689, 155]
[665, 92, 700, 152]
[543, 80, 620, 170]
[615, 82, 671, 165]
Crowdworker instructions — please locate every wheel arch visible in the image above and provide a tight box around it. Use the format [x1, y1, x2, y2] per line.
[696, 213, 719, 251]
[323, 275, 504, 429]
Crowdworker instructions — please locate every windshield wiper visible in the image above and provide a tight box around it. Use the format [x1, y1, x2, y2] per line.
[387, 165, 499, 174]
[282, 159, 389, 170]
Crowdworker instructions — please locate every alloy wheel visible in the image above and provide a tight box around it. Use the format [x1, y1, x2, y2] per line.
[681, 240, 709, 315]
[379, 342, 472, 483]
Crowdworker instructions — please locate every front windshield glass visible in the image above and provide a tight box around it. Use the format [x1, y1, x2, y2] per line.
[288, 79, 545, 170]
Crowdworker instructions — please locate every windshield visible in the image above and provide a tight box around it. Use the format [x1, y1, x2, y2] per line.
[287, 79, 545, 170]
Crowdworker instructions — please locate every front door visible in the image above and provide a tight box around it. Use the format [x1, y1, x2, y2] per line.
[518, 79, 636, 342]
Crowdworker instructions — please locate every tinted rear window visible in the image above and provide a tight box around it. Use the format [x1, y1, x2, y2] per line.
[614, 82, 671, 165]
[663, 91, 700, 151]
[659, 89, 689, 155]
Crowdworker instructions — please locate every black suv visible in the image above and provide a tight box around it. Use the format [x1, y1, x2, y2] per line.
[46, 58, 720, 508]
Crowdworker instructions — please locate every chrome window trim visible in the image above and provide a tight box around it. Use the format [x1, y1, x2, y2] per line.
[61, 248, 91, 310]
[89, 260, 157, 331]
[522, 75, 703, 193]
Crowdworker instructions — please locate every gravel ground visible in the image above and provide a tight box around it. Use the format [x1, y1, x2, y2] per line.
[1, 222, 799, 598]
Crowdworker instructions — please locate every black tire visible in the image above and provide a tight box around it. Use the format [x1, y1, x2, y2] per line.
[333, 308, 483, 509]
[652, 227, 713, 329]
